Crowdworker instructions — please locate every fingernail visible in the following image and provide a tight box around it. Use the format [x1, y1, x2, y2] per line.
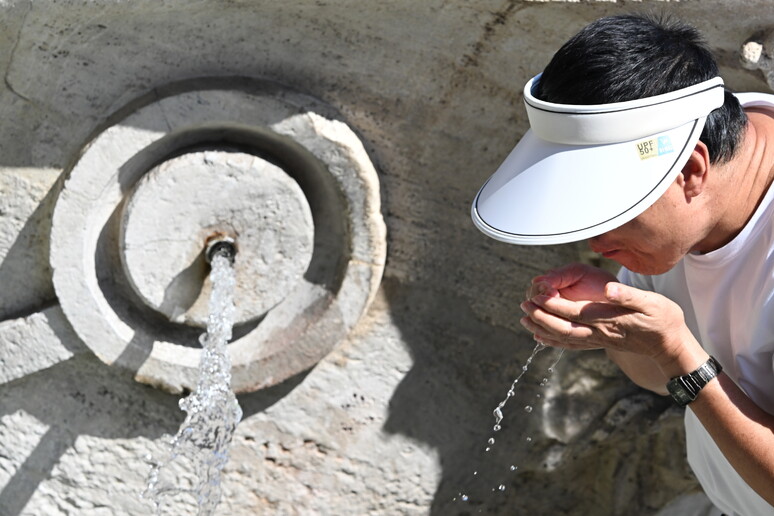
[519, 302, 528, 313]
[531, 295, 550, 306]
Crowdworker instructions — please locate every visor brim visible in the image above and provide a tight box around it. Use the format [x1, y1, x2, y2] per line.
[471, 118, 704, 245]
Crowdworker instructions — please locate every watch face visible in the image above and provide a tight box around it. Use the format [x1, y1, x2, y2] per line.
[666, 356, 722, 407]
[667, 380, 694, 407]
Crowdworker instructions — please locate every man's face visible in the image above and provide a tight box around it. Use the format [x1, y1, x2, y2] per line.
[587, 182, 699, 275]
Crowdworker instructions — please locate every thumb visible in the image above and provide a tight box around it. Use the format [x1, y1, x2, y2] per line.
[605, 282, 652, 313]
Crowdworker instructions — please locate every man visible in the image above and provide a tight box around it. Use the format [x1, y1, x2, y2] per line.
[471, 14, 774, 515]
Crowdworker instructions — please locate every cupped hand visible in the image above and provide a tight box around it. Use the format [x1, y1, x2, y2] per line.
[520, 264, 696, 367]
[527, 262, 617, 303]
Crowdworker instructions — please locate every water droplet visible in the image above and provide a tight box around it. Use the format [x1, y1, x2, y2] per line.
[524, 405, 533, 413]
[493, 424, 501, 432]
[510, 465, 517, 471]
[522, 365, 528, 372]
[461, 494, 469, 502]
[488, 438, 495, 445]
[535, 393, 542, 399]
[485, 447, 491, 452]
[548, 367, 554, 374]
[498, 484, 506, 492]
[526, 436, 532, 443]
[493, 407, 503, 423]
[473, 471, 478, 476]
[507, 389, 515, 397]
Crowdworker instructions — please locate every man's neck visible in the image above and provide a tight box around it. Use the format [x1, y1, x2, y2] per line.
[697, 110, 774, 253]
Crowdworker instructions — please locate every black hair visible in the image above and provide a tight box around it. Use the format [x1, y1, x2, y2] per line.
[535, 14, 746, 164]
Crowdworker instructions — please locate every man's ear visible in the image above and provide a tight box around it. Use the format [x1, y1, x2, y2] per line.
[679, 141, 711, 200]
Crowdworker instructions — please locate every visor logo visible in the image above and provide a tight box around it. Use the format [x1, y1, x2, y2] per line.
[637, 135, 674, 160]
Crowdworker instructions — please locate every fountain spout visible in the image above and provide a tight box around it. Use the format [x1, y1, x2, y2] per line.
[204, 234, 237, 265]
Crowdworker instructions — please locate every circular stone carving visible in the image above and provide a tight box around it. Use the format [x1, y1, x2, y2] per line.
[120, 150, 314, 327]
[50, 78, 386, 394]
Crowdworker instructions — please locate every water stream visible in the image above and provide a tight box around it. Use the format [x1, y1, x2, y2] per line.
[456, 342, 565, 504]
[143, 254, 243, 515]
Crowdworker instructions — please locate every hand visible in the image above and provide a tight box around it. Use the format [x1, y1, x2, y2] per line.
[520, 264, 703, 373]
[526, 263, 617, 303]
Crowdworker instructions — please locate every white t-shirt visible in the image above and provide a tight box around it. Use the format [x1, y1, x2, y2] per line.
[618, 92, 774, 515]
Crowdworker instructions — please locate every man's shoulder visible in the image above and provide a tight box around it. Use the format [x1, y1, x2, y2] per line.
[735, 91, 774, 110]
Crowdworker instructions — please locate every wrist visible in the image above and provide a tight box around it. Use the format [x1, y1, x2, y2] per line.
[666, 356, 723, 407]
[653, 329, 709, 379]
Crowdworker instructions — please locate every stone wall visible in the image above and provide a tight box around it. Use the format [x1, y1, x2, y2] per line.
[1, 1, 772, 515]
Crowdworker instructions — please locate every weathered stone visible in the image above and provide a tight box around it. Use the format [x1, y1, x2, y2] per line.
[0, 170, 59, 321]
[121, 150, 314, 327]
[0, 305, 86, 385]
[50, 84, 386, 395]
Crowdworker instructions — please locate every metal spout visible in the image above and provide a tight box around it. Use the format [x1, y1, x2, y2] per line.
[205, 235, 237, 265]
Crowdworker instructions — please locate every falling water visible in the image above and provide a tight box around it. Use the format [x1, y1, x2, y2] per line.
[143, 254, 243, 515]
[455, 343, 565, 504]
[491, 342, 547, 433]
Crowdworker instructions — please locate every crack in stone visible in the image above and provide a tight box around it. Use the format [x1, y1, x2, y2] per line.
[460, 1, 523, 69]
[154, 89, 175, 133]
[433, 0, 525, 112]
[4, 1, 33, 104]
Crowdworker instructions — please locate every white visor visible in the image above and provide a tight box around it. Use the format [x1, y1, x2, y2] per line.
[471, 74, 725, 245]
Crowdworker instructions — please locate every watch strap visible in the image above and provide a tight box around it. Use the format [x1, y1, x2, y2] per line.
[666, 356, 722, 407]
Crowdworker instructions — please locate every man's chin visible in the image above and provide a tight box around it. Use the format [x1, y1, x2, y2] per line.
[614, 255, 677, 276]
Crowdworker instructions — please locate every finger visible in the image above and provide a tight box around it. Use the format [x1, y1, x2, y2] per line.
[529, 294, 582, 321]
[526, 281, 558, 299]
[520, 300, 595, 339]
[532, 293, 633, 325]
[537, 335, 602, 352]
[520, 314, 602, 351]
[532, 263, 592, 290]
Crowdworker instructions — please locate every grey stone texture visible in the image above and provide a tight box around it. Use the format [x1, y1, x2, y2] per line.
[1, 0, 772, 515]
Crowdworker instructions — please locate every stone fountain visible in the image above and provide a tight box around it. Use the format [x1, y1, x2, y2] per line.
[2, 2, 773, 514]
[50, 78, 386, 395]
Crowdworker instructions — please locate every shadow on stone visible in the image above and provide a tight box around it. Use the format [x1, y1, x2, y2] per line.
[237, 369, 310, 418]
[0, 426, 75, 516]
[0, 179, 59, 322]
[158, 250, 207, 321]
[380, 277, 696, 515]
[0, 354, 183, 515]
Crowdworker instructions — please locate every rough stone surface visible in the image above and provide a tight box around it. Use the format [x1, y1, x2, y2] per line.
[2, 1, 772, 515]
[0, 170, 59, 320]
[740, 29, 774, 91]
[0, 305, 86, 385]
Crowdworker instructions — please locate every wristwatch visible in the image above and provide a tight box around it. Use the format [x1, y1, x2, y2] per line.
[666, 356, 723, 407]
